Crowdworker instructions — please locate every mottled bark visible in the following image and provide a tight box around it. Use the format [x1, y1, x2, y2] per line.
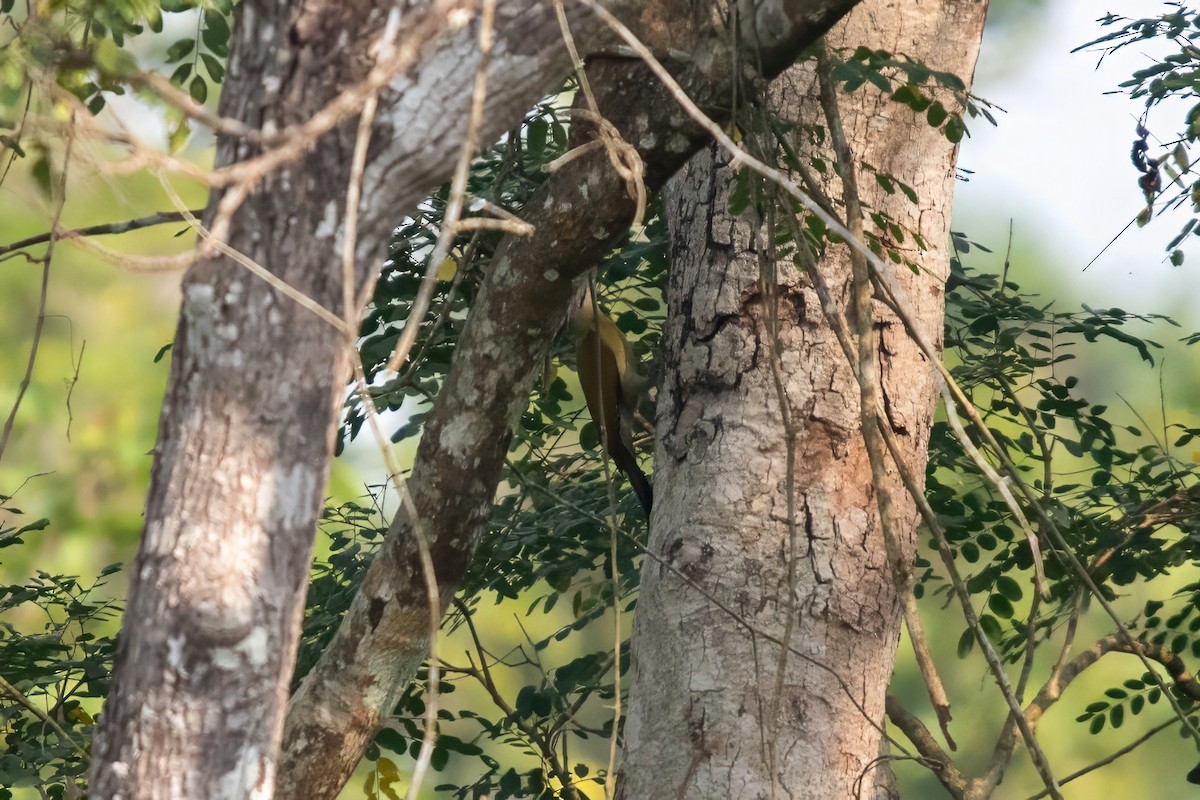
[89, 1, 625, 797]
[616, 1, 989, 798]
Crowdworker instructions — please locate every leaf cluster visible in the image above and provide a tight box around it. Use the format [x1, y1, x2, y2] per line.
[923, 233, 1200, 738]
[829, 45, 999, 144]
[342, 99, 575, 450]
[1075, 668, 1171, 736]
[1, 1, 234, 188]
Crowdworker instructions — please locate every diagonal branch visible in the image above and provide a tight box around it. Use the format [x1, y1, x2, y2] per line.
[278, 2, 859, 796]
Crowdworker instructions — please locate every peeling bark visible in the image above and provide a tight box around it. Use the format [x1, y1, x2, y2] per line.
[616, 1, 989, 797]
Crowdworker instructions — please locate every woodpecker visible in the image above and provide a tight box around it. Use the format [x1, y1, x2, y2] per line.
[572, 282, 654, 518]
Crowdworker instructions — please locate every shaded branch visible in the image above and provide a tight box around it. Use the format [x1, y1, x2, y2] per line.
[0, 210, 201, 259]
[885, 694, 967, 798]
[1029, 634, 1200, 724]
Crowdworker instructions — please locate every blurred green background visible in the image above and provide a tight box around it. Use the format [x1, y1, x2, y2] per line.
[4, 0, 1200, 797]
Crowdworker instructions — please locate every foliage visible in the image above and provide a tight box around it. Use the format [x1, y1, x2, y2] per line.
[344, 97, 576, 449]
[929, 234, 1200, 686]
[305, 106, 666, 794]
[298, 80, 668, 796]
[0, 496, 119, 799]
[315, 131, 1200, 796]
[0, 0, 234, 183]
[830, 45, 999, 143]
[300, 221, 1200, 796]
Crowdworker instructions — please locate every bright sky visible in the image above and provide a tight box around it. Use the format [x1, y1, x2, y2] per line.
[957, 0, 1200, 315]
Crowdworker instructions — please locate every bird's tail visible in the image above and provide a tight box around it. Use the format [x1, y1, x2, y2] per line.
[609, 437, 654, 519]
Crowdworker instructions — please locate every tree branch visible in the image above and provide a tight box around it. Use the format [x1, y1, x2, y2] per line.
[885, 694, 967, 798]
[0, 210, 201, 259]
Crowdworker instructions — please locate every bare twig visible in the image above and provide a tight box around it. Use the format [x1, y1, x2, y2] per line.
[449, 598, 587, 799]
[63, 338, 84, 442]
[129, 71, 259, 142]
[885, 694, 967, 797]
[1023, 718, 1174, 800]
[814, 45, 906, 587]
[0, 257, 51, 463]
[1, 91, 77, 464]
[939, 383, 1046, 595]
[0, 210, 201, 258]
[554, 0, 646, 230]
[901, 592, 955, 750]
[754, 198, 803, 800]
[38, 232, 197, 273]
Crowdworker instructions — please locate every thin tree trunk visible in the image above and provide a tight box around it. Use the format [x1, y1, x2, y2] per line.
[617, 1, 989, 797]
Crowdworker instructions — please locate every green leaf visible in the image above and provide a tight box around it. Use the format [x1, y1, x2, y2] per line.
[166, 38, 196, 63]
[31, 153, 52, 197]
[375, 728, 406, 753]
[729, 169, 754, 216]
[926, 100, 948, 127]
[16, 518, 49, 534]
[987, 593, 1014, 619]
[995, 575, 1022, 602]
[956, 628, 974, 659]
[201, 54, 225, 84]
[170, 62, 192, 86]
[527, 116, 554, 158]
[202, 10, 231, 55]
[961, 540, 979, 562]
[189, 77, 208, 104]
[93, 39, 133, 75]
[944, 115, 966, 143]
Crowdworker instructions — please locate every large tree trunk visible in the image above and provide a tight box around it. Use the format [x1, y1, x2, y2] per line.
[617, 1, 989, 797]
